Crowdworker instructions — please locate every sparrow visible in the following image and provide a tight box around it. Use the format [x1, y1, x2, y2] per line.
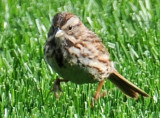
[44, 12, 149, 101]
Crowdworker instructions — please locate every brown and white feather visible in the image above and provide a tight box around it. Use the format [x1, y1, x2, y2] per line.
[44, 12, 149, 98]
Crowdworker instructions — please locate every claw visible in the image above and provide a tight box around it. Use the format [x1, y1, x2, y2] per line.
[52, 78, 68, 98]
[53, 79, 61, 92]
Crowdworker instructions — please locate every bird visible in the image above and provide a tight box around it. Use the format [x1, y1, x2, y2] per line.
[44, 12, 149, 101]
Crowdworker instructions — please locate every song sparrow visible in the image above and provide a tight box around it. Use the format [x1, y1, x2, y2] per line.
[44, 12, 149, 100]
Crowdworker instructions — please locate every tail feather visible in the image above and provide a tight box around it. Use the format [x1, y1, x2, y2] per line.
[108, 69, 149, 98]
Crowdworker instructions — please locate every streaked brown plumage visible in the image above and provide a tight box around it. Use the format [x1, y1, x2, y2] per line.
[44, 12, 149, 100]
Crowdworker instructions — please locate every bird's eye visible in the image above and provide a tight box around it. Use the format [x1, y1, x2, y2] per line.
[68, 26, 72, 30]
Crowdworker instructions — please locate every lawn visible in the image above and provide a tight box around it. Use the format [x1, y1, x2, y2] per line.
[0, 0, 160, 117]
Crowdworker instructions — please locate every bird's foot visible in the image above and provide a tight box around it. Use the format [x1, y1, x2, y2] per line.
[91, 91, 107, 108]
[52, 78, 68, 98]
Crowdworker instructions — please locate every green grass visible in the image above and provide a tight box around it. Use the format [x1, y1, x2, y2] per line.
[0, 0, 160, 117]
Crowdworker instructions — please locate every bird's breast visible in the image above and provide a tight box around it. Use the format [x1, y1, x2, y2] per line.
[44, 37, 114, 84]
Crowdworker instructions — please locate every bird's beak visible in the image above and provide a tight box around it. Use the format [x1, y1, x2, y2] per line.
[55, 27, 64, 38]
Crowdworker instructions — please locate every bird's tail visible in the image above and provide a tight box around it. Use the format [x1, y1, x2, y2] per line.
[108, 69, 149, 98]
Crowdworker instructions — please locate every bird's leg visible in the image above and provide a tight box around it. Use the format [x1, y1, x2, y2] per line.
[91, 79, 106, 107]
[53, 78, 68, 98]
[94, 79, 106, 101]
